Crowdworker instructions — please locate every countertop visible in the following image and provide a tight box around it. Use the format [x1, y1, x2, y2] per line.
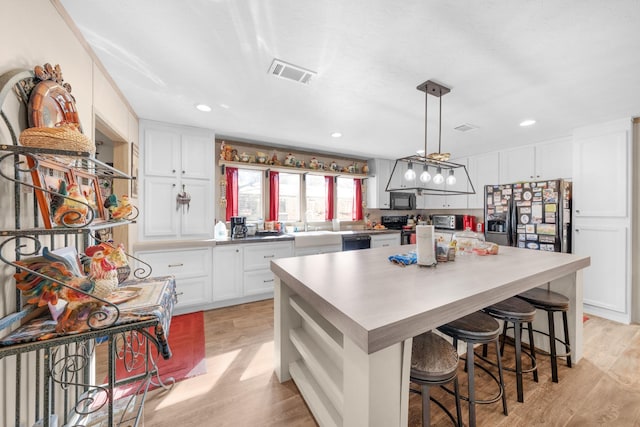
[271, 245, 590, 354]
[133, 229, 400, 251]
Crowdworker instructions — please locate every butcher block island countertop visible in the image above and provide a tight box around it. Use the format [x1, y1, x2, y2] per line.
[271, 245, 590, 427]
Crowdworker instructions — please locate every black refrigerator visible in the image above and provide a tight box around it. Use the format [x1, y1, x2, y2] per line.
[484, 180, 572, 252]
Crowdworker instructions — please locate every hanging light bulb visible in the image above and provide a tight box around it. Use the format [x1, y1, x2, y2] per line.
[446, 169, 456, 185]
[419, 164, 431, 183]
[404, 162, 416, 180]
[433, 167, 445, 185]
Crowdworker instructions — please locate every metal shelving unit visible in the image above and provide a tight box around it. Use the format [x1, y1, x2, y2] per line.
[0, 69, 173, 427]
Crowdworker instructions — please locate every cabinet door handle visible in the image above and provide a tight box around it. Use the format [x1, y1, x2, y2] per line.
[182, 170, 185, 174]
[168, 263, 184, 268]
[576, 209, 580, 214]
[263, 278, 274, 283]
[575, 229, 580, 232]
[382, 244, 389, 247]
[172, 169, 176, 173]
[263, 254, 275, 258]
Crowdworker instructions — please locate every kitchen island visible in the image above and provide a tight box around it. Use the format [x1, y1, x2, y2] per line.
[271, 245, 590, 427]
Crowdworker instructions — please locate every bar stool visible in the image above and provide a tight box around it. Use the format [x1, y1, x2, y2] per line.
[483, 297, 538, 403]
[410, 331, 463, 426]
[517, 286, 572, 383]
[438, 312, 508, 427]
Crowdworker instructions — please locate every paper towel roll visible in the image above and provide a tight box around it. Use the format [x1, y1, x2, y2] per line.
[416, 225, 436, 267]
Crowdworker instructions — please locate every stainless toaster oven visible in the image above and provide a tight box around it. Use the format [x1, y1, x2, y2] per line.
[432, 214, 464, 230]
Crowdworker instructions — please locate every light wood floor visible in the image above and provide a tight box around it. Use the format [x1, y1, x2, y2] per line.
[140, 300, 640, 426]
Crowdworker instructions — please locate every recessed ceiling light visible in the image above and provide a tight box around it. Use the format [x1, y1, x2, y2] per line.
[195, 104, 212, 112]
[520, 119, 536, 127]
[331, 132, 342, 138]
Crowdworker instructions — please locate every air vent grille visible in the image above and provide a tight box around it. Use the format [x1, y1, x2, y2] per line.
[454, 123, 479, 132]
[269, 59, 317, 85]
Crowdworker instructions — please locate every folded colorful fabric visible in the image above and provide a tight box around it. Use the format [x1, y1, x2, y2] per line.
[388, 252, 417, 266]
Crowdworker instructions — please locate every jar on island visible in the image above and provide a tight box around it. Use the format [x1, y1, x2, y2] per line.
[453, 227, 485, 255]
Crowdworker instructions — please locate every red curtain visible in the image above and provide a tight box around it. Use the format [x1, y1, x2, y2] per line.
[269, 171, 279, 221]
[353, 178, 363, 221]
[325, 176, 334, 221]
[225, 167, 238, 220]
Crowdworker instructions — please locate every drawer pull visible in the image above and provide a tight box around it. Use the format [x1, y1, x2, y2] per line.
[168, 263, 184, 268]
[263, 254, 275, 258]
[263, 278, 274, 283]
[382, 244, 389, 247]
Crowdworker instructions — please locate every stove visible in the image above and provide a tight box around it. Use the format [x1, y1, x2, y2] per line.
[380, 215, 408, 230]
[381, 215, 415, 245]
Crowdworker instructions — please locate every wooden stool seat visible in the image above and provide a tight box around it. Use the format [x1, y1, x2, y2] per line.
[484, 297, 538, 403]
[411, 332, 459, 382]
[410, 331, 463, 426]
[438, 312, 507, 427]
[484, 297, 537, 322]
[518, 287, 569, 311]
[517, 287, 572, 383]
[438, 311, 501, 342]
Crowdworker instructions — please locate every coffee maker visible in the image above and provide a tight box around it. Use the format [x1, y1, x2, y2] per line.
[231, 216, 247, 239]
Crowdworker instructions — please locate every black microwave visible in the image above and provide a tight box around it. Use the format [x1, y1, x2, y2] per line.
[389, 192, 416, 210]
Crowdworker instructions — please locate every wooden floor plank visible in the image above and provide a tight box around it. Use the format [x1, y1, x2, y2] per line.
[130, 301, 640, 426]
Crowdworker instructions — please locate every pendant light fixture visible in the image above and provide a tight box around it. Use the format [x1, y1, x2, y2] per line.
[385, 80, 475, 196]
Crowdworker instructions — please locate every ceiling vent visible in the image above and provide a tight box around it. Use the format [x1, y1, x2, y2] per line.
[454, 123, 479, 132]
[268, 59, 317, 84]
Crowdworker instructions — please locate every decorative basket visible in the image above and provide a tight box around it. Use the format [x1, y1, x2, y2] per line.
[19, 124, 95, 154]
[116, 265, 131, 284]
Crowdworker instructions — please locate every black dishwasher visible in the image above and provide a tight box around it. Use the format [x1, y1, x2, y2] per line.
[342, 234, 371, 251]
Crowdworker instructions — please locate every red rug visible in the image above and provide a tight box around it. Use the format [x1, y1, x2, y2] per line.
[110, 311, 206, 397]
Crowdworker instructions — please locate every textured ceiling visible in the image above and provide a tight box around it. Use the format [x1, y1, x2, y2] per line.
[60, 0, 640, 160]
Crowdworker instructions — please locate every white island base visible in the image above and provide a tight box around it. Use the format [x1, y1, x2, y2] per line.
[272, 246, 590, 427]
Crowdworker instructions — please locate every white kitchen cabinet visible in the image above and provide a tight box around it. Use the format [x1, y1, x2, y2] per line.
[213, 241, 294, 303]
[499, 138, 572, 184]
[213, 245, 243, 302]
[571, 118, 632, 324]
[573, 224, 629, 322]
[366, 158, 392, 209]
[500, 145, 535, 183]
[467, 152, 500, 209]
[387, 160, 412, 192]
[135, 247, 212, 313]
[535, 138, 573, 180]
[370, 233, 401, 248]
[573, 125, 629, 218]
[140, 120, 215, 240]
[419, 157, 469, 209]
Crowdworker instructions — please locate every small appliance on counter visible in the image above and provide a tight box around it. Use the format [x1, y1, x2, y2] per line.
[432, 214, 464, 231]
[462, 215, 476, 232]
[231, 216, 247, 239]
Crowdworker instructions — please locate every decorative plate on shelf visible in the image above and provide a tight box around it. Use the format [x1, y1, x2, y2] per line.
[28, 80, 82, 131]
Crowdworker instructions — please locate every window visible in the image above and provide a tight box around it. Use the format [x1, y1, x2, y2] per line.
[336, 177, 363, 221]
[336, 177, 354, 221]
[278, 172, 300, 221]
[237, 169, 263, 220]
[305, 175, 326, 221]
